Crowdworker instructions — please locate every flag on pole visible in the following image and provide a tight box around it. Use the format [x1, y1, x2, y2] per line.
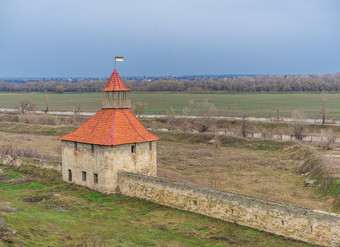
[115, 56, 124, 62]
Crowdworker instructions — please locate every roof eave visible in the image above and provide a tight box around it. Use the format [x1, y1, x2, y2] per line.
[100, 88, 131, 92]
[59, 138, 159, 146]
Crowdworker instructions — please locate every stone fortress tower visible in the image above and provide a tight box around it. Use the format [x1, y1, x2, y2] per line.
[58, 66, 159, 193]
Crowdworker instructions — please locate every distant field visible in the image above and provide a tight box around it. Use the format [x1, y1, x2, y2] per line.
[1, 92, 340, 118]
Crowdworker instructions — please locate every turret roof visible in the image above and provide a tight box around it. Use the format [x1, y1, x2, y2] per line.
[101, 68, 130, 92]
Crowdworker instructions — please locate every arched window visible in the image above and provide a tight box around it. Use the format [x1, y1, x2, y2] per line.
[68, 169, 72, 182]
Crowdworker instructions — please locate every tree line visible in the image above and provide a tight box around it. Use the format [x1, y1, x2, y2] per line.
[1, 73, 340, 93]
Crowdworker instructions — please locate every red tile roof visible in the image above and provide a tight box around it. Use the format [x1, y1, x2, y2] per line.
[101, 68, 130, 92]
[58, 109, 159, 145]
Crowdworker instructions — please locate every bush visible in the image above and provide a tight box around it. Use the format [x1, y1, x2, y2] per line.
[321, 129, 335, 150]
[291, 110, 307, 140]
[17, 114, 61, 125]
[64, 115, 87, 125]
[18, 114, 41, 124]
[41, 115, 61, 125]
[0, 145, 55, 160]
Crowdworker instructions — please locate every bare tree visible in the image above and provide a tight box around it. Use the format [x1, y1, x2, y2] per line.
[181, 106, 190, 132]
[16, 100, 36, 115]
[276, 109, 280, 134]
[166, 106, 176, 131]
[320, 96, 328, 126]
[240, 114, 249, 137]
[291, 110, 307, 140]
[321, 128, 335, 150]
[190, 100, 217, 132]
[42, 92, 49, 114]
[67, 106, 83, 125]
[131, 102, 147, 118]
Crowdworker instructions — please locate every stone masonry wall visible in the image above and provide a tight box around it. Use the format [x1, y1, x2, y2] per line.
[150, 128, 339, 143]
[62, 141, 156, 193]
[0, 155, 61, 171]
[118, 171, 340, 247]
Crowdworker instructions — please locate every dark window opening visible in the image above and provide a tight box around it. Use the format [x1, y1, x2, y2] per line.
[82, 171, 86, 182]
[131, 144, 136, 153]
[281, 220, 284, 226]
[91, 144, 94, 153]
[74, 142, 77, 151]
[310, 226, 313, 232]
[149, 142, 152, 150]
[254, 215, 257, 219]
[68, 169, 72, 182]
[94, 173, 98, 184]
[192, 200, 197, 206]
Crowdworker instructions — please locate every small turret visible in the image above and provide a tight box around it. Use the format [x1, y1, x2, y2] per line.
[101, 68, 131, 108]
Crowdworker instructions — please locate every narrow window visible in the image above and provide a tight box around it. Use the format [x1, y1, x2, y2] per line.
[281, 220, 284, 226]
[68, 169, 72, 182]
[94, 173, 98, 184]
[82, 171, 87, 182]
[192, 200, 197, 206]
[149, 142, 152, 150]
[131, 144, 136, 153]
[91, 144, 94, 154]
[74, 142, 77, 151]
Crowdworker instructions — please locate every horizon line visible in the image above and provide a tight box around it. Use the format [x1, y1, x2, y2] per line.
[1, 72, 339, 80]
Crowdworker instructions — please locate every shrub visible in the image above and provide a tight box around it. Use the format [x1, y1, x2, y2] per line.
[0, 144, 56, 161]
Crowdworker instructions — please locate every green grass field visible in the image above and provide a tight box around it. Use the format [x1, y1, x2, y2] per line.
[0, 166, 312, 246]
[1, 92, 340, 118]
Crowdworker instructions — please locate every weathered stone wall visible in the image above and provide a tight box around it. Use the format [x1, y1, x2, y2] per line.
[118, 171, 340, 247]
[150, 127, 339, 143]
[0, 155, 61, 171]
[61, 141, 156, 193]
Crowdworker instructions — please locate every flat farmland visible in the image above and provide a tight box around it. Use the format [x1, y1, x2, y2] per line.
[1, 92, 340, 118]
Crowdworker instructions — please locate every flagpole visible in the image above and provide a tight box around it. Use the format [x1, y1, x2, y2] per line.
[114, 57, 116, 69]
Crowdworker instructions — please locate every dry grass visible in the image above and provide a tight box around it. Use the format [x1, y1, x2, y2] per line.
[152, 116, 340, 137]
[0, 129, 335, 212]
[156, 134, 333, 212]
[18, 114, 61, 125]
[0, 145, 57, 161]
[0, 132, 61, 159]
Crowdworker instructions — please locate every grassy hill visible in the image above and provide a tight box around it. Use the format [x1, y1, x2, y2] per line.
[0, 165, 312, 247]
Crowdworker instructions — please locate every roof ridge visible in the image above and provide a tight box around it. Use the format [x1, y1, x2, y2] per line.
[117, 70, 122, 90]
[122, 109, 148, 142]
[90, 109, 105, 134]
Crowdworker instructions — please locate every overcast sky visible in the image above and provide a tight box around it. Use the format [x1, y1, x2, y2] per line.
[0, 0, 339, 77]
